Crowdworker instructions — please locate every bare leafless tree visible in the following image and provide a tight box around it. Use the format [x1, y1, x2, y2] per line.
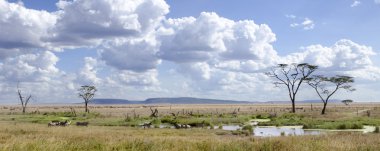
[307, 75, 355, 114]
[78, 85, 97, 113]
[17, 82, 32, 114]
[266, 63, 318, 113]
[149, 107, 159, 118]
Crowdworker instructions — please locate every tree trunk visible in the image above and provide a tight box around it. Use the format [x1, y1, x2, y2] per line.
[85, 102, 88, 113]
[321, 103, 327, 115]
[291, 100, 296, 113]
[22, 106, 26, 114]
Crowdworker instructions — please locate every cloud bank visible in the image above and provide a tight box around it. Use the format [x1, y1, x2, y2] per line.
[0, 0, 379, 102]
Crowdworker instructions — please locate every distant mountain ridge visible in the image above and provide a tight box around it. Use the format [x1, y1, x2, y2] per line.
[90, 97, 343, 104]
[143, 97, 250, 104]
[90, 99, 135, 104]
[301, 99, 341, 103]
[91, 97, 250, 104]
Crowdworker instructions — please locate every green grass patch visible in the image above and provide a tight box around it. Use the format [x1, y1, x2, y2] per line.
[259, 113, 379, 130]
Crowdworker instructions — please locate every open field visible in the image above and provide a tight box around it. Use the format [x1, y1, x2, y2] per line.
[1, 103, 380, 151]
[2, 102, 380, 117]
[1, 122, 380, 151]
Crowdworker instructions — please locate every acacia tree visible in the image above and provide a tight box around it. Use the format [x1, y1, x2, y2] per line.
[17, 82, 32, 114]
[307, 75, 355, 114]
[266, 63, 318, 113]
[342, 99, 353, 105]
[78, 85, 97, 113]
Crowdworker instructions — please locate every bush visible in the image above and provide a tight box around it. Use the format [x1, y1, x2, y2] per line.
[242, 124, 253, 133]
[351, 123, 363, 129]
[160, 117, 176, 124]
[215, 131, 229, 135]
[231, 130, 250, 136]
[337, 124, 347, 129]
[256, 114, 270, 119]
[302, 123, 312, 129]
[209, 123, 214, 129]
[152, 118, 161, 125]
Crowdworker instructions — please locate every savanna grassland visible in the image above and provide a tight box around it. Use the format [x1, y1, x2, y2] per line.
[1, 103, 380, 151]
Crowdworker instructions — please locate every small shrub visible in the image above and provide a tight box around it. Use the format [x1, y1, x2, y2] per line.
[160, 117, 175, 124]
[338, 124, 347, 129]
[242, 124, 253, 133]
[351, 123, 363, 129]
[209, 123, 214, 129]
[215, 131, 228, 135]
[124, 116, 132, 122]
[231, 130, 240, 135]
[231, 130, 250, 136]
[303, 123, 312, 129]
[152, 118, 161, 125]
[256, 114, 270, 119]
[242, 130, 250, 136]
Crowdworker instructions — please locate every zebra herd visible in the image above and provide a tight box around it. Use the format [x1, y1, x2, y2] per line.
[48, 120, 89, 127]
[139, 122, 191, 129]
[48, 120, 71, 127]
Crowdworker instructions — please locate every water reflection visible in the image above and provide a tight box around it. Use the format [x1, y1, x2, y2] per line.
[157, 124, 375, 137]
[216, 125, 321, 137]
[254, 126, 320, 137]
[219, 125, 241, 131]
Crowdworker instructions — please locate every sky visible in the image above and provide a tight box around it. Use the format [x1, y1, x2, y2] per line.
[0, 0, 380, 103]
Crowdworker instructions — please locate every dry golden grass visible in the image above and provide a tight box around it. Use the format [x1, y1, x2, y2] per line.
[2, 103, 380, 118]
[0, 122, 380, 151]
[1, 103, 380, 150]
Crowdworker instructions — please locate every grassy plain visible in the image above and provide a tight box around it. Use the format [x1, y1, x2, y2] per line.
[1, 103, 380, 151]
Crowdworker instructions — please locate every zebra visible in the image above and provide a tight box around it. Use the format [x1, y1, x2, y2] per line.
[141, 122, 152, 129]
[76, 122, 89, 126]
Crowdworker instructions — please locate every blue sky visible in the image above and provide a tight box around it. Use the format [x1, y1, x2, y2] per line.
[10, 0, 380, 48]
[20, 0, 380, 66]
[14, 0, 380, 53]
[1, 0, 380, 103]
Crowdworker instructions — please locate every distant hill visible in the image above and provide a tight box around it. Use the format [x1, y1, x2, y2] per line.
[90, 98, 343, 105]
[90, 99, 138, 104]
[301, 99, 341, 103]
[144, 97, 250, 104]
[91, 97, 251, 104]
[264, 99, 342, 104]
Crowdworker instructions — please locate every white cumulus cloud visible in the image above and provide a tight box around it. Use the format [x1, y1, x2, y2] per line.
[156, 12, 280, 92]
[48, 0, 169, 47]
[0, 51, 78, 103]
[100, 36, 160, 72]
[106, 69, 160, 87]
[159, 12, 234, 63]
[284, 39, 378, 79]
[0, 51, 60, 82]
[290, 18, 315, 30]
[351, 1, 361, 7]
[78, 57, 102, 85]
[0, 0, 57, 59]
